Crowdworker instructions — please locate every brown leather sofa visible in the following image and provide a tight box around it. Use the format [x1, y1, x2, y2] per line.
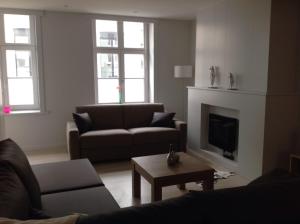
[67, 103, 187, 162]
[0, 139, 120, 220]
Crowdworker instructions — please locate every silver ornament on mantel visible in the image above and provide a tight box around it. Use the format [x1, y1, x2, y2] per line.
[209, 66, 216, 88]
[228, 73, 238, 90]
[208, 66, 219, 89]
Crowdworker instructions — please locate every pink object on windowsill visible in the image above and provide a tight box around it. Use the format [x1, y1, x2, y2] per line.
[3, 106, 12, 114]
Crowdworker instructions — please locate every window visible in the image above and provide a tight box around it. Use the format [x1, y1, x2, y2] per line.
[0, 13, 41, 111]
[93, 19, 151, 104]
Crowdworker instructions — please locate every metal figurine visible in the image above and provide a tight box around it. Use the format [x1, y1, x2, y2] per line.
[209, 66, 216, 88]
[229, 73, 234, 90]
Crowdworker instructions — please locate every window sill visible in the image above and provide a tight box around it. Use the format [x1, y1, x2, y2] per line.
[3, 110, 49, 116]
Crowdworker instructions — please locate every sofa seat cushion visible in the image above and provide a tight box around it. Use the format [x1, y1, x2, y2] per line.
[80, 129, 132, 148]
[129, 127, 179, 145]
[42, 186, 120, 217]
[32, 159, 104, 195]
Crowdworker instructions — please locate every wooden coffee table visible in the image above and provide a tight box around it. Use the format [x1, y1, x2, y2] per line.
[131, 152, 215, 202]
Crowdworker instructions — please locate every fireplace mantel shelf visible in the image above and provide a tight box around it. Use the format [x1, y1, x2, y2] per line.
[187, 86, 267, 96]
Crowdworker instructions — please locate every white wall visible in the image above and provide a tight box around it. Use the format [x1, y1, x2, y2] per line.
[4, 12, 95, 151]
[3, 11, 194, 151]
[155, 19, 195, 120]
[195, 0, 271, 92]
[0, 77, 4, 140]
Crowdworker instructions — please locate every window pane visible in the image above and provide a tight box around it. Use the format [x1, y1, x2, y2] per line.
[125, 79, 144, 102]
[8, 78, 34, 105]
[98, 79, 120, 103]
[124, 54, 144, 78]
[4, 14, 31, 44]
[96, 20, 118, 47]
[97, 53, 119, 78]
[6, 50, 31, 78]
[124, 22, 144, 48]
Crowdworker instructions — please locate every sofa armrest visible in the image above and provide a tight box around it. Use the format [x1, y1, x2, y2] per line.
[174, 120, 187, 152]
[66, 121, 80, 160]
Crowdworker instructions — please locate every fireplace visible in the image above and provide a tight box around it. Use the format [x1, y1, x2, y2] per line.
[188, 87, 267, 179]
[208, 114, 239, 160]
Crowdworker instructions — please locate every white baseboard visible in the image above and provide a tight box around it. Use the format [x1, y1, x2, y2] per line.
[24, 144, 67, 154]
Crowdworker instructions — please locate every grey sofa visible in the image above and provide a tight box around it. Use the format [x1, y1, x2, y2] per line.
[0, 139, 120, 219]
[67, 103, 187, 162]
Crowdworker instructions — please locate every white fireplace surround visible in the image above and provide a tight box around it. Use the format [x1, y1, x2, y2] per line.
[187, 87, 266, 180]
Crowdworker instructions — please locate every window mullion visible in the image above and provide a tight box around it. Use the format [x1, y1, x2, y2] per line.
[0, 15, 4, 44]
[144, 23, 150, 102]
[118, 21, 125, 103]
[118, 21, 124, 49]
[30, 47, 39, 107]
[0, 15, 5, 107]
[96, 48, 122, 54]
[29, 15, 36, 45]
[0, 47, 9, 107]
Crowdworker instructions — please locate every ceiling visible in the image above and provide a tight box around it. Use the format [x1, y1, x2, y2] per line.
[0, 0, 218, 19]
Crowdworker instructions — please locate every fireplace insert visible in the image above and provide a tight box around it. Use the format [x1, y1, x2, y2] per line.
[208, 113, 238, 160]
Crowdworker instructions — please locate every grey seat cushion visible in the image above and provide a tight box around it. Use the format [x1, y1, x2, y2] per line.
[32, 159, 104, 194]
[42, 186, 120, 217]
[129, 127, 179, 145]
[80, 129, 132, 148]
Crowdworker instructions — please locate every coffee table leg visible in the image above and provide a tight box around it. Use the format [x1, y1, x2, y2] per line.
[151, 182, 162, 202]
[132, 164, 141, 198]
[177, 184, 186, 190]
[202, 174, 214, 191]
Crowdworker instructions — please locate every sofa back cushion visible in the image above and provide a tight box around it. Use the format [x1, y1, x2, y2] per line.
[76, 105, 124, 130]
[123, 104, 164, 129]
[0, 162, 31, 220]
[0, 139, 42, 209]
[72, 112, 93, 134]
[77, 177, 300, 224]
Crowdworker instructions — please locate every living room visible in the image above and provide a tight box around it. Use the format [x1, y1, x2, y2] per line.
[0, 0, 300, 223]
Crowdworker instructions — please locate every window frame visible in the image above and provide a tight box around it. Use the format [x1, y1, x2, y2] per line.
[92, 19, 150, 104]
[0, 13, 41, 111]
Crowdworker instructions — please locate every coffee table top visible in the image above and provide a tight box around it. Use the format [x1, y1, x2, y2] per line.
[132, 153, 214, 179]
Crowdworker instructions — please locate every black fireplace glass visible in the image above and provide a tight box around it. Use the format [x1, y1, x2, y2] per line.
[208, 113, 238, 157]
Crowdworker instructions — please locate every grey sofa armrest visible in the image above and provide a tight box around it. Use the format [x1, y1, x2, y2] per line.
[66, 121, 80, 160]
[174, 120, 187, 152]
